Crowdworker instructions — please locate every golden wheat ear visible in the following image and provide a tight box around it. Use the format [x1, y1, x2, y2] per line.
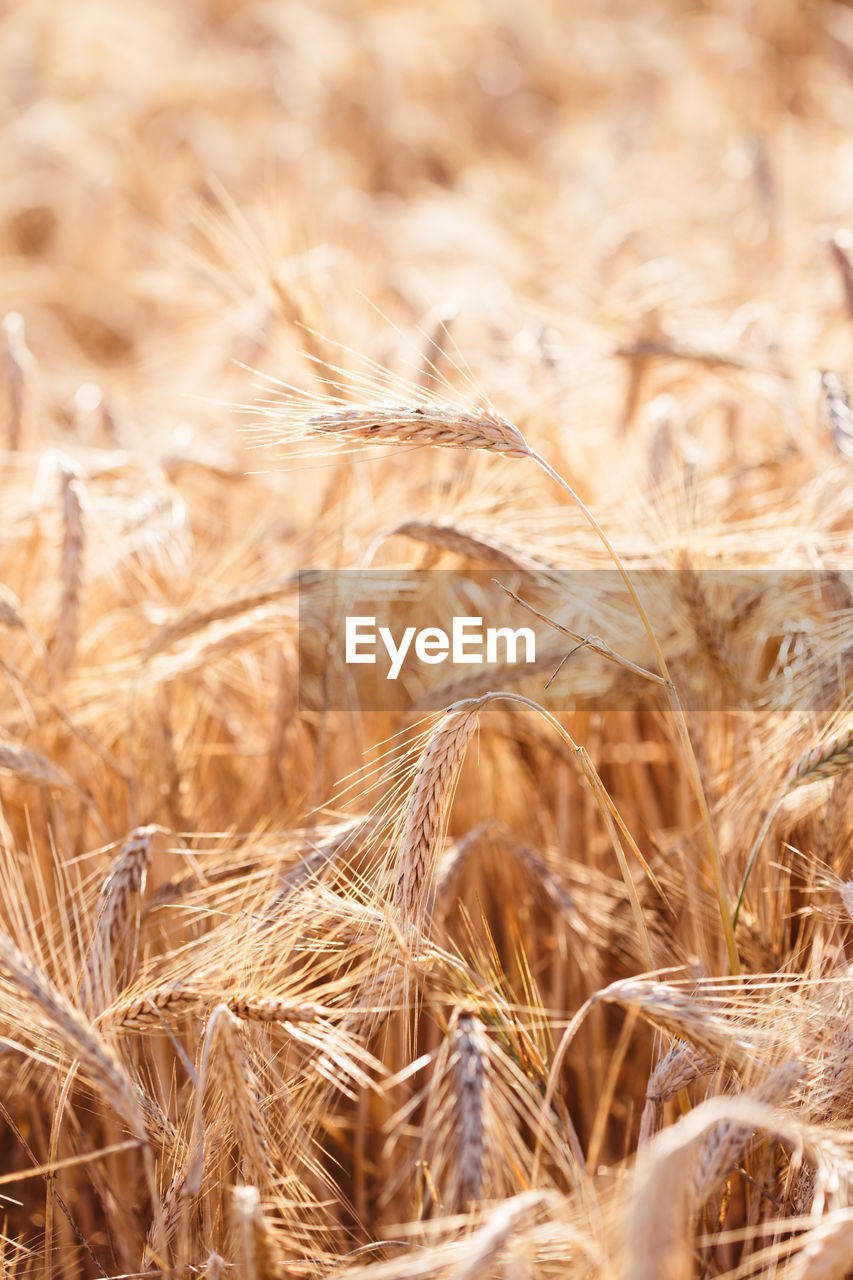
[391, 700, 482, 933]
[229, 1185, 284, 1280]
[84, 826, 154, 1016]
[54, 464, 85, 677]
[301, 402, 531, 458]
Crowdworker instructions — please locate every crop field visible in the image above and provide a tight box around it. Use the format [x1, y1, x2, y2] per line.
[1, 1, 853, 1276]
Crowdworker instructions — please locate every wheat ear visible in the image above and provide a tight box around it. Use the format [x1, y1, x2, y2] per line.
[204, 1004, 275, 1187]
[386, 520, 551, 571]
[144, 572, 298, 660]
[229, 1185, 281, 1280]
[450, 1012, 488, 1211]
[790, 727, 853, 787]
[0, 585, 26, 632]
[0, 738, 82, 793]
[639, 1042, 716, 1147]
[2, 311, 27, 450]
[85, 827, 154, 1014]
[0, 933, 146, 1138]
[676, 551, 742, 695]
[691, 1060, 804, 1209]
[392, 701, 481, 931]
[829, 230, 853, 321]
[734, 724, 853, 927]
[226, 995, 322, 1023]
[302, 402, 530, 457]
[0, 931, 166, 1255]
[55, 467, 85, 676]
[819, 371, 853, 458]
[104, 982, 211, 1030]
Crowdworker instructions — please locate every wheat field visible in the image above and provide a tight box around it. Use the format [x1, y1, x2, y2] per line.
[2, 0, 853, 1276]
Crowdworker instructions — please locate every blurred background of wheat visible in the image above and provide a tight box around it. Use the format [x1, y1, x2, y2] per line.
[2, 0, 853, 1276]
